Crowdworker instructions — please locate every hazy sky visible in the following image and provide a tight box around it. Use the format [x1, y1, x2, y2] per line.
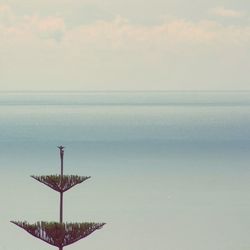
[0, 0, 249, 90]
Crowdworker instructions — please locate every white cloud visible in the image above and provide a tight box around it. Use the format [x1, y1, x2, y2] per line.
[25, 15, 66, 41]
[211, 6, 245, 18]
[1, 4, 249, 49]
[60, 18, 250, 52]
[0, 3, 15, 25]
[1, 12, 250, 59]
[1, 3, 250, 91]
[0, 10, 65, 42]
[0, 4, 10, 12]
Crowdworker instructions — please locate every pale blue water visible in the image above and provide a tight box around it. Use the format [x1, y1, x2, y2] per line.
[0, 91, 250, 250]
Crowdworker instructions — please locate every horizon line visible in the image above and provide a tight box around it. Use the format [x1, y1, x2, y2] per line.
[1, 90, 250, 93]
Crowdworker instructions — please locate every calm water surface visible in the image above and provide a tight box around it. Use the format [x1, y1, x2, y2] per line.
[0, 91, 250, 250]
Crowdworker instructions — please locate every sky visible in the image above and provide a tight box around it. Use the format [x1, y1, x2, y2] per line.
[0, 0, 250, 90]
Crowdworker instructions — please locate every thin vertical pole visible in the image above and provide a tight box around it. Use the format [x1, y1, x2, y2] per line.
[58, 146, 64, 223]
[58, 146, 64, 250]
[60, 191, 63, 223]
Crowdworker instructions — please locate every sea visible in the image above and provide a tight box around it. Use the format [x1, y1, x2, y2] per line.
[0, 91, 250, 250]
